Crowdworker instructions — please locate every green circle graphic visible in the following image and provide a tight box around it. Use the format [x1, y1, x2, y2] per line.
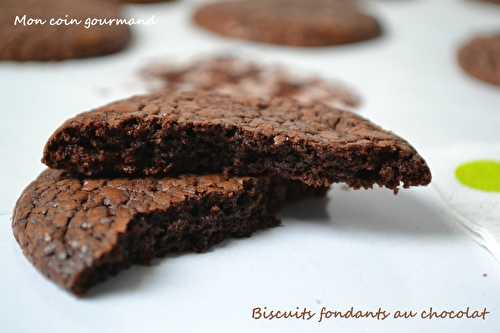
[455, 160, 500, 193]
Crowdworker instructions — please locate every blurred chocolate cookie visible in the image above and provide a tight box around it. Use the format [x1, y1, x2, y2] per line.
[0, 0, 131, 61]
[478, 0, 500, 5]
[192, 0, 382, 47]
[122, 0, 175, 3]
[458, 33, 500, 87]
[142, 56, 361, 110]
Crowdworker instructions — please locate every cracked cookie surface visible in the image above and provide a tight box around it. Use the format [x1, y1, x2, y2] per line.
[12, 169, 285, 295]
[43, 91, 431, 190]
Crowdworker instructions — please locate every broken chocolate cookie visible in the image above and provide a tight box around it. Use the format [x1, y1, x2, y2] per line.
[12, 169, 288, 295]
[42, 91, 431, 191]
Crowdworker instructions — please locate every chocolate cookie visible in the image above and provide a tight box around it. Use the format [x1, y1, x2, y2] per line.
[0, 0, 131, 61]
[478, 0, 500, 5]
[122, 0, 175, 3]
[458, 33, 500, 87]
[13, 169, 288, 295]
[143, 56, 360, 110]
[192, 0, 382, 47]
[42, 91, 431, 191]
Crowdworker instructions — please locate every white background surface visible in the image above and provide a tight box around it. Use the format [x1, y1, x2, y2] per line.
[1, 0, 500, 332]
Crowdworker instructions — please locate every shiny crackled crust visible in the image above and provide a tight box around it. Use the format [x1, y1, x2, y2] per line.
[0, 0, 131, 61]
[43, 91, 431, 190]
[192, 0, 382, 47]
[12, 169, 285, 295]
[458, 33, 500, 87]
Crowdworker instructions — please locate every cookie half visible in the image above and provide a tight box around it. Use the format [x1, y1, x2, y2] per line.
[458, 33, 500, 87]
[13, 169, 288, 295]
[42, 91, 431, 191]
[192, 0, 382, 47]
[0, 0, 131, 61]
[143, 55, 360, 110]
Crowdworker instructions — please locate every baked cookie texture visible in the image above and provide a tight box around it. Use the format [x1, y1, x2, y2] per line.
[42, 91, 431, 191]
[12, 169, 289, 295]
[458, 33, 500, 87]
[192, 0, 382, 47]
[0, 0, 131, 61]
[143, 55, 360, 110]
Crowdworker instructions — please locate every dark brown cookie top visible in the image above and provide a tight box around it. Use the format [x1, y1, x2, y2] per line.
[47, 91, 408, 152]
[12, 169, 272, 294]
[143, 56, 360, 110]
[43, 91, 430, 190]
[192, 0, 382, 47]
[458, 33, 500, 87]
[0, 0, 131, 61]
